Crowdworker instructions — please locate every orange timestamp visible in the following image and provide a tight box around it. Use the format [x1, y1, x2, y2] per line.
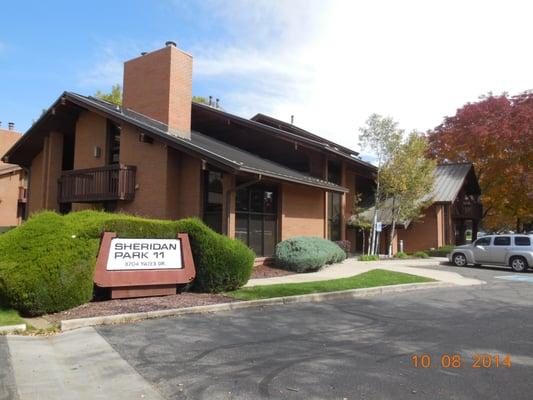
[411, 353, 511, 369]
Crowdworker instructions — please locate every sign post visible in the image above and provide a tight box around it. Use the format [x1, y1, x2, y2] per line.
[94, 232, 196, 299]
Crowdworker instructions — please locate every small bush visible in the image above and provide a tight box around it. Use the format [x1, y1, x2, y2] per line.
[413, 251, 429, 258]
[0, 211, 254, 316]
[335, 240, 351, 255]
[394, 251, 408, 259]
[358, 254, 379, 261]
[274, 237, 346, 273]
[427, 245, 454, 257]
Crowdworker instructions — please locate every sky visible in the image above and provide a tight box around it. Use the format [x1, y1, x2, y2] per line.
[1, 0, 533, 160]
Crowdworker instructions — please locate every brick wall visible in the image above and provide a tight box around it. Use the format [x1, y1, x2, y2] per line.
[281, 183, 325, 240]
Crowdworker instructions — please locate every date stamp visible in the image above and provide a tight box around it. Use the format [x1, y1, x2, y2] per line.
[411, 354, 511, 369]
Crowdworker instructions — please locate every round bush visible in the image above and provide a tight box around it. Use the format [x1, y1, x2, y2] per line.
[0, 211, 254, 316]
[274, 236, 346, 273]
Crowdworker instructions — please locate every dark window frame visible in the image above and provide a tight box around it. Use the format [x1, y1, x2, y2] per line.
[328, 192, 342, 241]
[514, 236, 531, 246]
[494, 236, 511, 246]
[202, 170, 223, 233]
[235, 183, 278, 257]
[106, 120, 121, 165]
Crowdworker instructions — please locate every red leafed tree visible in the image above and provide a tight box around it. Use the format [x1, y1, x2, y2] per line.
[427, 92, 533, 231]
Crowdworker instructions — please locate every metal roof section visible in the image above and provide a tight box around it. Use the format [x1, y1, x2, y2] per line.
[6, 92, 347, 193]
[358, 163, 479, 227]
[430, 163, 478, 202]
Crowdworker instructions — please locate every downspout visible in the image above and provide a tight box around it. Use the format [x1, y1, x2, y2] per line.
[225, 174, 262, 236]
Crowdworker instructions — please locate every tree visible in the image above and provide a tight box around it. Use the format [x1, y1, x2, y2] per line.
[380, 132, 436, 255]
[347, 193, 373, 255]
[192, 96, 209, 104]
[95, 84, 122, 105]
[427, 92, 533, 231]
[359, 114, 402, 254]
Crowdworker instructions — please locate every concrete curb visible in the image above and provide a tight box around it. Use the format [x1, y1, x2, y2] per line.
[0, 324, 26, 334]
[61, 281, 453, 331]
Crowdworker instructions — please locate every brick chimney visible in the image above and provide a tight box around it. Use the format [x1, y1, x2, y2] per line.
[123, 41, 193, 140]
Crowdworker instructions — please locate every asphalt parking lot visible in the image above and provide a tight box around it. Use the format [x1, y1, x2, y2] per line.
[95, 263, 533, 400]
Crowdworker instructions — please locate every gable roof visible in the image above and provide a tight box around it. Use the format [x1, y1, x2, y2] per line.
[431, 163, 480, 202]
[358, 163, 481, 227]
[2, 92, 348, 193]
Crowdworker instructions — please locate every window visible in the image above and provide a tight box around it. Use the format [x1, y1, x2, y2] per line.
[515, 236, 531, 246]
[475, 237, 491, 246]
[202, 171, 223, 233]
[328, 192, 342, 241]
[235, 183, 278, 256]
[107, 120, 121, 165]
[494, 236, 511, 246]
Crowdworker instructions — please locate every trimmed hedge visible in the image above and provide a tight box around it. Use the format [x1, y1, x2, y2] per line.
[413, 251, 429, 258]
[393, 251, 408, 259]
[427, 245, 454, 257]
[335, 240, 351, 255]
[358, 254, 379, 261]
[274, 236, 346, 273]
[0, 211, 254, 316]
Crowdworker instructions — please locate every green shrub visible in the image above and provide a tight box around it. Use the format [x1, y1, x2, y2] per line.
[427, 245, 454, 257]
[358, 254, 379, 261]
[274, 237, 346, 273]
[0, 211, 254, 316]
[394, 251, 408, 259]
[413, 251, 429, 258]
[334, 240, 351, 255]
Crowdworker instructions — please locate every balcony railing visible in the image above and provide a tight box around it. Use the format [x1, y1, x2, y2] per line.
[18, 186, 27, 203]
[58, 164, 136, 203]
[452, 201, 482, 220]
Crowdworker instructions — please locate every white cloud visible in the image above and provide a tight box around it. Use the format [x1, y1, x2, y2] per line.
[188, 0, 533, 151]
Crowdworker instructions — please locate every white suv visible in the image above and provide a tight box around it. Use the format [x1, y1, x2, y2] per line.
[448, 234, 533, 272]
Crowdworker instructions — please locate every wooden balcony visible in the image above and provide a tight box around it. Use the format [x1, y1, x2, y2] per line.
[18, 186, 27, 203]
[58, 164, 136, 203]
[452, 201, 482, 220]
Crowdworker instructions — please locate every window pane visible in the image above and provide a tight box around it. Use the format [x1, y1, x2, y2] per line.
[264, 191, 275, 214]
[235, 214, 248, 244]
[250, 189, 264, 213]
[328, 192, 341, 241]
[236, 189, 248, 212]
[494, 236, 511, 246]
[249, 214, 263, 255]
[475, 237, 491, 246]
[263, 215, 277, 256]
[515, 236, 531, 246]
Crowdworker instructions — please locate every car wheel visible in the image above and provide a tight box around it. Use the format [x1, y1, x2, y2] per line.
[510, 256, 528, 272]
[453, 253, 467, 267]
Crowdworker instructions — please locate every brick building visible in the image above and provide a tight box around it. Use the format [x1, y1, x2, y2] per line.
[362, 163, 482, 254]
[2, 42, 376, 258]
[0, 124, 26, 228]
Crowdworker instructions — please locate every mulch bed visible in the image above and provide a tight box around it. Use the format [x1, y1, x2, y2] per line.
[251, 264, 294, 279]
[44, 292, 235, 324]
[43, 265, 294, 324]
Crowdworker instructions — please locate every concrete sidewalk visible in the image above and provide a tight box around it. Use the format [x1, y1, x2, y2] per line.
[245, 257, 484, 287]
[6, 327, 164, 400]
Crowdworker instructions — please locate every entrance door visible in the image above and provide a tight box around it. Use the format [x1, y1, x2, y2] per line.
[235, 183, 278, 257]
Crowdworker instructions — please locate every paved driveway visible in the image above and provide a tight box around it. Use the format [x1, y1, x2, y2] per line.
[3, 264, 533, 399]
[96, 265, 533, 400]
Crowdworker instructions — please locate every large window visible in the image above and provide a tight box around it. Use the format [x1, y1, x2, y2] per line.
[203, 171, 223, 233]
[327, 160, 342, 241]
[107, 120, 121, 165]
[235, 183, 278, 256]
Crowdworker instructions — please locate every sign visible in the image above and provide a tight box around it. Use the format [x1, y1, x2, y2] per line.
[94, 232, 196, 299]
[107, 238, 183, 271]
[376, 222, 383, 232]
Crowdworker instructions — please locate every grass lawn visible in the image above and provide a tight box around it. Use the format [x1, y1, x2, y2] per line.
[227, 269, 434, 301]
[0, 307, 24, 326]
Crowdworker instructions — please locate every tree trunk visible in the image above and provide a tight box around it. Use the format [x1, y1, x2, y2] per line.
[388, 197, 397, 256]
[516, 218, 521, 233]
